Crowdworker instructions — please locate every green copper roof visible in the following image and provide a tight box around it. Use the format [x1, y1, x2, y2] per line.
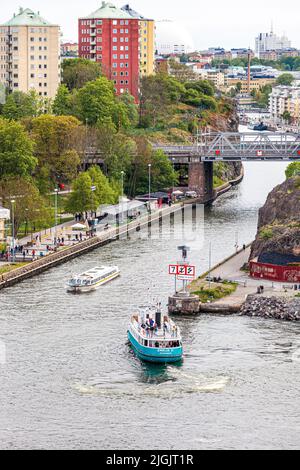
[86, 2, 132, 19]
[5, 8, 54, 27]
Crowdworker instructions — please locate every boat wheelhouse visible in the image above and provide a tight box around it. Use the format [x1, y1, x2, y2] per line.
[66, 266, 120, 293]
[128, 305, 183, 363]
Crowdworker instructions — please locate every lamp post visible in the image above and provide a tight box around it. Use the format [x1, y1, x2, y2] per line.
[148, 163, 152, 202]
[11, 199, 15, 264]
[121, 170, 124, 198]
[54, 188, 58, 244]
[172, 158, 176, 196]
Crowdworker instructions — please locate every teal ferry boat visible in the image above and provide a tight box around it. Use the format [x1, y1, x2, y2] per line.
[128, 305, 183, 363]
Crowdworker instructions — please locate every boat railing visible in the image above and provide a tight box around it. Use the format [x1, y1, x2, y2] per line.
[132, 322, 181, 341]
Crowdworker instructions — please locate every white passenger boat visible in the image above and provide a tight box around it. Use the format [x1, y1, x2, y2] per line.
[66, 266, 120, 293]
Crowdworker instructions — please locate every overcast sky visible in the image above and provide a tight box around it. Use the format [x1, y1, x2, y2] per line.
[0, 0, 299, 49]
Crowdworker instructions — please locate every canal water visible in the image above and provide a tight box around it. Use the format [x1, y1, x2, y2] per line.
[1, 146, 299, 449]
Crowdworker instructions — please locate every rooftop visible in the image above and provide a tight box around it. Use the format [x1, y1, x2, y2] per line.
[4, 7, 55, 27]
[84, 2, 132, 20]
[121, 4, 153, 21]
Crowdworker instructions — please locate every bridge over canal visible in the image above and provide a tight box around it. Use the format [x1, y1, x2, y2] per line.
[85, 132, 300, 203]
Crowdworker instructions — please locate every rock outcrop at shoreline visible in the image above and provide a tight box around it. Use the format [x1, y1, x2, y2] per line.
[250, 177, 300, 261]
[240, 295, 300, 321]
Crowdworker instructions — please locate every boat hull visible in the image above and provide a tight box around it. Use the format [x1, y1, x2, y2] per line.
[66, 271, 120, 293]
[128, 330, 183, 364]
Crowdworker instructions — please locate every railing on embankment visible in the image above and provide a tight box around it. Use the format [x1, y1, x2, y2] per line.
[0, 204, 185, 291]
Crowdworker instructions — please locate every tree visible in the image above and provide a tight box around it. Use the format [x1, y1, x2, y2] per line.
[95, 124, 135, 179]
[282, 110, 292, 124]
[139, 74, 185, 128]
[276, 73, 294, 86]
[0, 177, 50, 235]
[127, 138, 178, 195]
[87, 166, 117, 210]
[66, 166, 117, 214]
[30, 115, 84, 188]
[1, 90, 40, 120]
[62, 58, 102, 90]
[117, 93, 139, 127]
[65, 172, 94, 214]
[285, 162, 300, 179]
[0, 118, 37, 178]
[74, 77, 117, 126]
[185, 80, 214, 97]
[52, 84, 72, 116]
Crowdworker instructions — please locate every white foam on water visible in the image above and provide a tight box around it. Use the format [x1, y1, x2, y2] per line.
[73, 371, 230, 398]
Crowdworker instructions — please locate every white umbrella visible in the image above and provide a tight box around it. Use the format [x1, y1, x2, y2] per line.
[173, 190, 184, 195]
[71, 223, 87, 230]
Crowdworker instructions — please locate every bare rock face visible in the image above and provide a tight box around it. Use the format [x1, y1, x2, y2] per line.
[250, 177, 300, 260]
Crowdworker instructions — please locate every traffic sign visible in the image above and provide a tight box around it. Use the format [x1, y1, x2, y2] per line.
[169, 265, 178, 275]
[169, 264, 196, 277]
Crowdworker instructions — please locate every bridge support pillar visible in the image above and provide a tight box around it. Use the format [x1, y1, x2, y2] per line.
[188, 162, 215, 203]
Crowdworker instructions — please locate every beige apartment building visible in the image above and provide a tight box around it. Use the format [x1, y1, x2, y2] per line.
[0, 8, 60, 99]
[121, 4, 155, 76]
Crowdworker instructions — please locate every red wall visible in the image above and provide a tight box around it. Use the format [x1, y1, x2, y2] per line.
[78, 17, 139, 101]
[250, 261, 300, 283]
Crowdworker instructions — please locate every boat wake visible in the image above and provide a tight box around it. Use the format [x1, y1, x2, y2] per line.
[73, 370, 230, 398]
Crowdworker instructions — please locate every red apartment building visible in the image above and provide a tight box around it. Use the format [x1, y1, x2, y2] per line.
[78, 2, 139, 100]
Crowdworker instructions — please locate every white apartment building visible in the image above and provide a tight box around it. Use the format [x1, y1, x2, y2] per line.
[269, 86, 300, 122]
[0, 8, 60, 99]
[186, 66, 226, 88]
[255, 30, 291, 58]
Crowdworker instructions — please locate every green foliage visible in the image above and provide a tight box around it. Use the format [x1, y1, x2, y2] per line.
[30, 114, 83, 188]
[260, 227, 274, 239]
[66, 166, 117, 214]
[185, 80, 214, 97]
[285, 162, 300, 179]
[252, 84, 273, 107]
[52, 84, 72, 116]
[139, 74, 219, 129]
[117, 93, 139, 127]
[282, 111, 292, 123]
[62, 58, 102, 90]
[128, 140, 178, 195]
[193, 283, 237, 303]
[276, 73, 294, 86]
[0, 176, 51, 235]
[73, 77, 131, 129]
[1, 90, 40, 120]
[0, 118, 37, 178]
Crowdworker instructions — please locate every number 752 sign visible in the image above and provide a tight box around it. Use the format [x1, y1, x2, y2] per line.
[169, 265, 196, 278]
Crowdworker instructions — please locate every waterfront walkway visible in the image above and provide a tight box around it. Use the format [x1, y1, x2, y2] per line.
[195, 247, 298, 313]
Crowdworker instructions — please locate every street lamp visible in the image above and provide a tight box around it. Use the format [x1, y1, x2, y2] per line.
[172, 158, 176, 196]
[25, 208, 29, 236]
[148, 163, 152, 202]
[121, 171, 125, 198]
[54, 188, 59, 243]
[11, 199, 15, 264]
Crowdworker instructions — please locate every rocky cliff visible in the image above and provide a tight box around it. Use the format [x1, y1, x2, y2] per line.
[250, 177, 300, 260]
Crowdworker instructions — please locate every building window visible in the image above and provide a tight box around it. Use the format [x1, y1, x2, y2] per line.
[113, 20, 118, 25]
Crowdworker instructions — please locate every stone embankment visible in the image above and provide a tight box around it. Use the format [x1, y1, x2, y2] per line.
[240, 295, 300, 321]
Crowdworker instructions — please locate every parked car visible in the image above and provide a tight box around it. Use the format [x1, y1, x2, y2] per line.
[185, 191, 198, 199]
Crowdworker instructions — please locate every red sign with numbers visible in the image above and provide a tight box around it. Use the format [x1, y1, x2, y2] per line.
[169, 265, 196, 277]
